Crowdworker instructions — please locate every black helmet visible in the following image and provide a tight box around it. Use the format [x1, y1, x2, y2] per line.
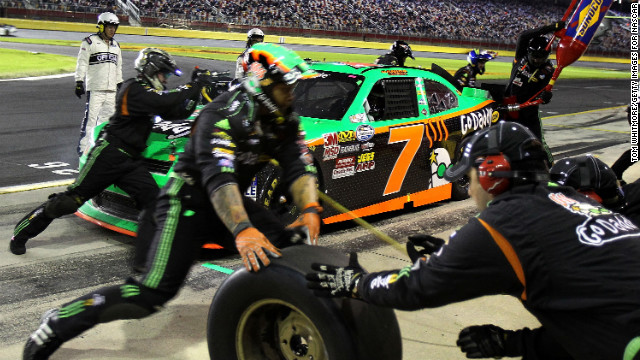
[527, 35, 550, 67]
[550, 154, 625, 211]
[391, 40, 415, 61]
[134, 48, 182, 90]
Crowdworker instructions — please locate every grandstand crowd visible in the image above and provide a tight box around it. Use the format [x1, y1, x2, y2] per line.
[1, 0, 632, 53]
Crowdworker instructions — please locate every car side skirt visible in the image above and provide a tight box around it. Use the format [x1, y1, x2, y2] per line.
[322, 183, 452, 224]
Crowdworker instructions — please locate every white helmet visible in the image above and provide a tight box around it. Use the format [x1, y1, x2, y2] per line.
[246, 28, 264, 47]
[97, 12, 119, 33]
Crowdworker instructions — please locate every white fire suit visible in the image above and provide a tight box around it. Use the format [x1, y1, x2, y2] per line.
[235, 49, 249, 79]
[75, 33, 123, 155]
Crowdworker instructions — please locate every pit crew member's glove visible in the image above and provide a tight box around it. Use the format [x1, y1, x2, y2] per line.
[457, 324, 517, 358]
[235, 227, 281, 272]
[75, 81, 85, 98]
[406, 234, 445, 262]
[306, 252, 364, 298]
[286, 202, 323, 245]
[538, 90, 553, 104]
[553, 21, 566, 31]
[191, 68, 214, 86]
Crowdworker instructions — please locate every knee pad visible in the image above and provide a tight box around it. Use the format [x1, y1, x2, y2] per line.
[43, 192, 83, 218]
[96, 282, 175, 323]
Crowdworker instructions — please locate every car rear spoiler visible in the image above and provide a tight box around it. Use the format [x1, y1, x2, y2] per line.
[430, 63, 463, 93]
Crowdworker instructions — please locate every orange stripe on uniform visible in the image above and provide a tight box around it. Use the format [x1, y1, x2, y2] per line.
[477, 218, 527, 301]
[121, 86, 130, 116]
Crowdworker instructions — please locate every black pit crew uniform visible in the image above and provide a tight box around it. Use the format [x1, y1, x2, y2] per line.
[11, 77, 203, 252]
[623, 179, 640, 226]
[34, 86, 317, 343]
[453, 65, 481, 88]
[357, 184, 640, 359]
[375, 53, 402, 66]
[504, 24, 558, 162]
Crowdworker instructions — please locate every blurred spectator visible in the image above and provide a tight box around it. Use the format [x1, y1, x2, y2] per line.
[3, 0, 631, 54]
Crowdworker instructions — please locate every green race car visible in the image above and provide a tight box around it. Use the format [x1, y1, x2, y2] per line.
[76, 61, 497, 245]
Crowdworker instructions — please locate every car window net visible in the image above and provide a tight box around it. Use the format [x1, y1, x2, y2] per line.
[425, 80, 458, 114]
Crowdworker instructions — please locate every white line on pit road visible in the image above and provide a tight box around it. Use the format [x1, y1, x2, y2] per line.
[0, 73, 74, 82]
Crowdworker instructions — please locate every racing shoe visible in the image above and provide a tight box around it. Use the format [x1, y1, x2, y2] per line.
[23, 309, 64, 360]
[9, 236, 28, 255]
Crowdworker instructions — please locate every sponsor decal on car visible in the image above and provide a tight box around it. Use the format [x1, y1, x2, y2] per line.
[381, 70, 408, 76]
[416, 78, 428, 105]
[491, 110, 500, 123]
[361, 142, 374, 151]
[340, 144, 360, 154]
[323, 132, 340, 160]
[349, 113, 368, 123]
[153, 121, 191, 138]
[460, 107, 493, 135]
[356, 124, 375, 141]
[356, 151, 375, 173]
[332, 156, 356, 179]
[338, 130, 356, 143]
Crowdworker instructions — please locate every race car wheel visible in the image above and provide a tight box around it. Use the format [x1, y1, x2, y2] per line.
[451, 174, 470, 200]
[451, 141, 470, 200]
[207, 245, 402, 360]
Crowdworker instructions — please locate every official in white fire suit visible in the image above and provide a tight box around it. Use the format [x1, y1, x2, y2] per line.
[75, 12, 123, 156]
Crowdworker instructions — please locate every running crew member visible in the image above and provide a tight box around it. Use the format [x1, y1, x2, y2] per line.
[10, 48, 210, 256]
[21, 43, 322, 359]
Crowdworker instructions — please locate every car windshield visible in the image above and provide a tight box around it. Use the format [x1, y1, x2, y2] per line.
[293, 70, 362, 121]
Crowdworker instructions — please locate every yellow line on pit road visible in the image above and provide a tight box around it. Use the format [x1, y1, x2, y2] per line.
[542, 105, 629, 134]
[543, 124, 629, 134]
[543, 105, 627, 120]
[0, 179, 74, 194]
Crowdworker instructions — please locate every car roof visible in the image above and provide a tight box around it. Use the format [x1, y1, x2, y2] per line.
[307, 61, 456, 87]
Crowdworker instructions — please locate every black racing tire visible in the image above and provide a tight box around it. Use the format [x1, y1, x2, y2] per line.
[255, 164, 299, 225]
[451, 140, 470, 200]
[207, 245, 402, 360]
[451, 174, 470, 200]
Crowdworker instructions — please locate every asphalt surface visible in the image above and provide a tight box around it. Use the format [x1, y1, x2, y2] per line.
[0, 30, 635, 359]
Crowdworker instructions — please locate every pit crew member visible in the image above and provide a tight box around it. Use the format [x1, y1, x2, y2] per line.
[10, 48, 209, 256]
[375, 40, 415, 67]
[22, 43, 322, 360]
[307, 122, 640, 360]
